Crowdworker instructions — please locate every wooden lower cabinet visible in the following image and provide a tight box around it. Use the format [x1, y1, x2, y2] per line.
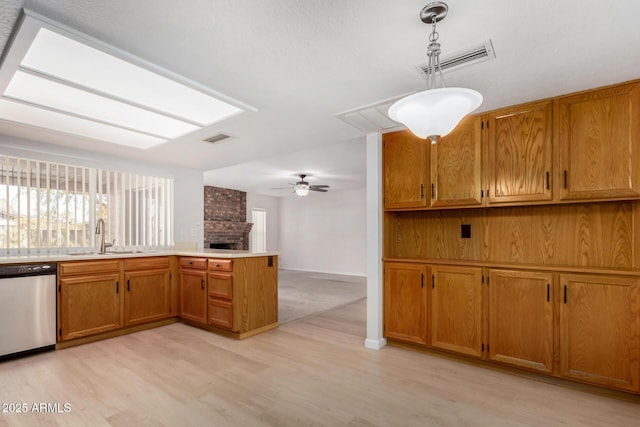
[208, 298, 233, 330]
[58, 272, 122, 341]
[488, 269, 553, 373]
[124, 269, 171, 326]
[179, 256, 279, 337]
[208, 272, 235, 330]
[123, 256, 172, 326]
[383, 262, 427, 345]
[180, 268, 208, 324]
[559, 274, 640, 391]
[430, 265, 483, 358]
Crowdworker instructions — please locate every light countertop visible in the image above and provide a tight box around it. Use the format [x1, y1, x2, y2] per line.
[0, 249, 278, 264]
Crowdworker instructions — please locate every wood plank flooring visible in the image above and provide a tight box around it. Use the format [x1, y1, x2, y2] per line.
[1, 299, 639, 426]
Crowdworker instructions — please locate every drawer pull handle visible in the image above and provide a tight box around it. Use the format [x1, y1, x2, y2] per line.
[216, 263, 221, 267]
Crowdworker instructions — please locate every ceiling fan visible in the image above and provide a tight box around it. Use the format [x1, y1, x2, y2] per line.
[272, 174, 329, 197]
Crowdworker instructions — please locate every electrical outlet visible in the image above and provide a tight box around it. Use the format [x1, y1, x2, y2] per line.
[461, 224, 471, 238]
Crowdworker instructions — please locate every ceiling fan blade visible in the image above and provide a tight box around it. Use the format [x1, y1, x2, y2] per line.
[310, 188, 328, 192]
[309, 185, 329, 190]
[271, 187, 294, 190]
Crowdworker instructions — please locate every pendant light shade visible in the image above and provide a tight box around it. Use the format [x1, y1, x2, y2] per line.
[389, 2, 482, 143]
[388, 87, 482, 140]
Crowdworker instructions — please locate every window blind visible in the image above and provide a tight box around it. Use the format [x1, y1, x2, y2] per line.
[0, 155, 173, 255]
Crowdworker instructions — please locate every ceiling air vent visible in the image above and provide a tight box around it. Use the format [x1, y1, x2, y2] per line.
[203, 133, 232, 144]
[416, 39, 495, 78]
[334, 95, 407, 133]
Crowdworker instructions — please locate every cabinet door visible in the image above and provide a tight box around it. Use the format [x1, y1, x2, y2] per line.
[383, 262, 427, 345]
[180, 269, 207, 324]
[383, 130, 429, 209]
[431, 265, 483, 357]
[559, 274, 640, 391]
[431, 115, 483, 207]
[558, 82, 640, 200]
[124, 269, 171, 326]
[488, 269, 553, 373]
[487, 101, 553, 204]
[59, 273, 122, 341]
[208, 299, 234, 330]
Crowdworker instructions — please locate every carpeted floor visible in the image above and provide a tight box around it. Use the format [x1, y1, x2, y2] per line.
[278, 269, 366, 324]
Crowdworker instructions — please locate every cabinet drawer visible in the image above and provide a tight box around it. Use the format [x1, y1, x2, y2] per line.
[208, 259, 232, 272]
[208, 298, 233, 330]
[59, 260, 120, 276]
[208, 273, 233, 300]
[180, 257, 207, 270]
[124, 256, 169, 271]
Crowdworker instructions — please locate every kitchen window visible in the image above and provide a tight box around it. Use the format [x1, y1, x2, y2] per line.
[0, 155, 173, 255]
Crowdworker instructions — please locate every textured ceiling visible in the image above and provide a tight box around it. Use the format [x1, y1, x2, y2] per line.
[0, 1, 640, 195]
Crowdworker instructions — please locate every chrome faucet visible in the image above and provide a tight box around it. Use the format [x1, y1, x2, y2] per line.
[95, 218, 114, 253]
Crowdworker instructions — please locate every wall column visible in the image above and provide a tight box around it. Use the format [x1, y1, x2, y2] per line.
[365, 131, 386, 350]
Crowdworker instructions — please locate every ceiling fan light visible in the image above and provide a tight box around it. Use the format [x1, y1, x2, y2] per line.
[295, 187, 310, 197]
[388, 87, 482, 140]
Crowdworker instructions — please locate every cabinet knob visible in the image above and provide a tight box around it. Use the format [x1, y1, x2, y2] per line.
[216, 263, 221, 267]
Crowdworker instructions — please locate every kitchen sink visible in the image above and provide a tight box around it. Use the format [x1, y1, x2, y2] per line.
[67, 250, 149, 256]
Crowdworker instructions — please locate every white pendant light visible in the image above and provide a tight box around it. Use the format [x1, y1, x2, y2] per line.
[388, 2, 482, 143]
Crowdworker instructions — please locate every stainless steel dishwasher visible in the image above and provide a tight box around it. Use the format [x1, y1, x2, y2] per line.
[0, 263, 57, 360]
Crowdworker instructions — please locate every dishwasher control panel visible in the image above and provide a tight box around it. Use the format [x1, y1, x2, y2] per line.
[0, 263, 57, 278]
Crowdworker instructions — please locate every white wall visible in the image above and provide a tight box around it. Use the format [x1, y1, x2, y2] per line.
[246, 193, 280, 252]
[0, 136, 204, 249]
[278, 187, 366, 276]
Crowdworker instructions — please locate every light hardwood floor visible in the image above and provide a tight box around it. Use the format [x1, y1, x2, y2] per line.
[1, 299, 639, 426]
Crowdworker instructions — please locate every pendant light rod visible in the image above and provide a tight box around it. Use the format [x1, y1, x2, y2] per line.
[388, 2, 483, 143]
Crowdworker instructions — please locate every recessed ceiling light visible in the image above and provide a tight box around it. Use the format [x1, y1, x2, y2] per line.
[0, 10, 256, 149]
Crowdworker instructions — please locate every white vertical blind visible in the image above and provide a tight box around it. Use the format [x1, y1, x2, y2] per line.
[0, 154, 173, 254]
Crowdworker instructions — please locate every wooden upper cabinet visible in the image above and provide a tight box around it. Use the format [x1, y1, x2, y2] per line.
[557, 82, 640, 200]
[559, 274, 640, 391]
[487, 100, 553, 204]
[383, 130, 429, 209]
[383, 262, 428, 345]
[430, 265, 483, 357]
[488, 269, 553, 373]
[431, 115, 483, 207]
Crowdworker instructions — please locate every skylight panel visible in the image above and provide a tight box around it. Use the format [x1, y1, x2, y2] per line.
[4, 71, 199, 139]
[21, 28, 243, 126]
[0, 10, 254, 150]
[0, 99, 166, 149]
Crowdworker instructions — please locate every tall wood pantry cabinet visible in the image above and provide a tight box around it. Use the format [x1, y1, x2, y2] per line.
[382, 78, 640, 394]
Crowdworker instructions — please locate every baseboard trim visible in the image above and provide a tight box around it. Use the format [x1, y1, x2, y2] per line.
[365, 338, 387, 350]
[279, 267, 366, 278]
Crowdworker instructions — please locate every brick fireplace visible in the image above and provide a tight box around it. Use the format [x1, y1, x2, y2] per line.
[204, 186, 253, 250]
